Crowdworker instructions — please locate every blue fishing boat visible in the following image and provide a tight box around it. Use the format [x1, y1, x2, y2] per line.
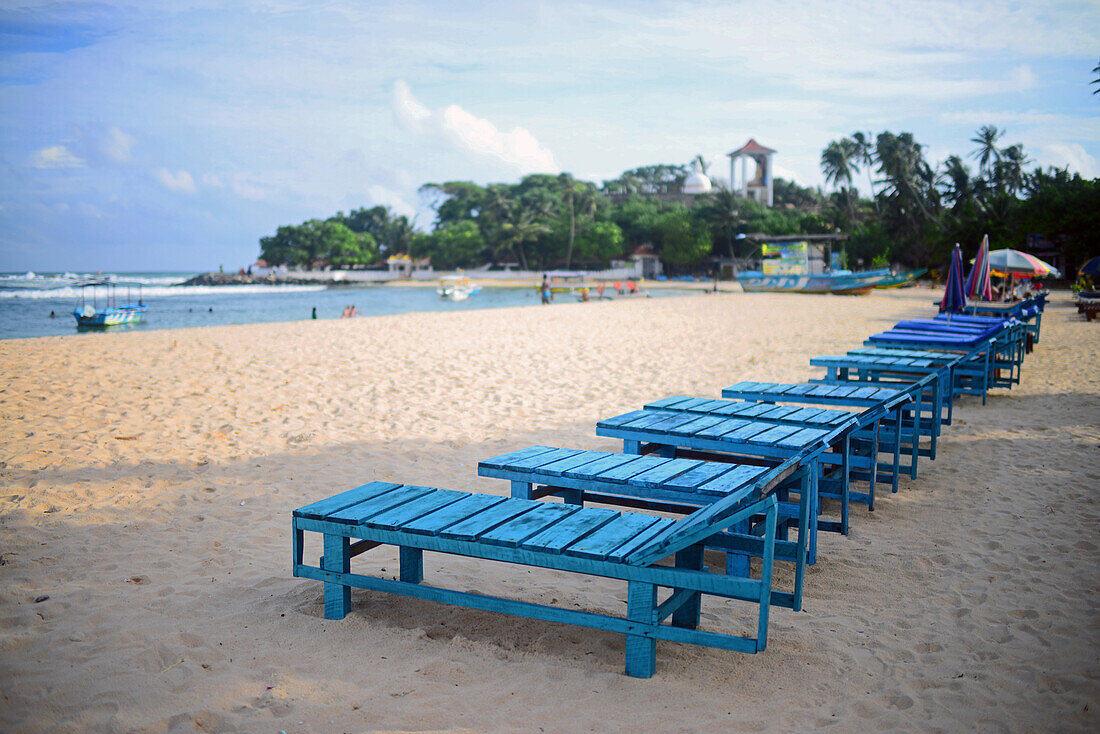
[73, 280, 147, 327]
[738, 238, 891, 295]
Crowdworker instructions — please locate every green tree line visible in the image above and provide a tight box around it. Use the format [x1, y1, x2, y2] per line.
[259, 127, 1098, 275]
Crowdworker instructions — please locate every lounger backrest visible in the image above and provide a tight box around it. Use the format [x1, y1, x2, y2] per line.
[623, 453, 804, 567]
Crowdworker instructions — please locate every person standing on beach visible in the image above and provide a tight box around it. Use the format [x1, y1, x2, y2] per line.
[311, 307, 317, 320]
[540, 275, 552, 305]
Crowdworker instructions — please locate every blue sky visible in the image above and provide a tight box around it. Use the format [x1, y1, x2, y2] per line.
[1, 0, 1097, 271]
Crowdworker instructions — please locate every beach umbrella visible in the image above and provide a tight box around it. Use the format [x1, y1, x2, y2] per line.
[939, 244, 966, 316]
[986, 249, 1062, 279]
[964, 234, 994, 302]
[1079, 256, 1100, 278]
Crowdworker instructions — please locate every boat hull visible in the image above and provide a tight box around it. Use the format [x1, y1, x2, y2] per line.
[73, 305, 146, 327]
[738, 269, 891, 295]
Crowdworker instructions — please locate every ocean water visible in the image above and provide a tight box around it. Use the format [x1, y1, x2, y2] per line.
[0, 271, 686, 340]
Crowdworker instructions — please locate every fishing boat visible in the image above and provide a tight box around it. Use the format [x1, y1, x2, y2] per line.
[738, 238, 892, 295]
[437, 275, 481, 301]
[874, 268, 927, 289]
[72, 280, 147, 327]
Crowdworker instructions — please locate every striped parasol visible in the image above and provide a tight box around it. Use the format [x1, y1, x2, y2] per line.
[939, 244, 966, 316]
[964, 234, 994, 301]
[987, 249, 1062, 278]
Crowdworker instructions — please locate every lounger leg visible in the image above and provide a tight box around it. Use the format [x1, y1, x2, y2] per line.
[672, 545, 704, 629]
[841, 435, 850, 535]
[322, 534, 351, 620]
[399, 546, 423, 584]
[792, 468, 810, 612]
[757, 497, 778, 651]
[808, 460, 820, 566]
[625, 581, 657, 678]
[725, 519, 750, 577]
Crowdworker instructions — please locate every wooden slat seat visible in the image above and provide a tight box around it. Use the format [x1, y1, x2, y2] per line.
[479, 445, 813, 611]
[293, 456, 800, 678]
[595, 406, 849, 570]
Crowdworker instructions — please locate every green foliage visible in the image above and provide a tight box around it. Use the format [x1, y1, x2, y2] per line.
[259, 136, 1097, 275]
[410, 221, 486, 270]
[259, 219, 378, 268]
[573, 221, 624, 265]
[654, 206, 712, 266]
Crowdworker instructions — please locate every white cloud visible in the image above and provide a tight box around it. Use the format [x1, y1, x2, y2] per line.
[393, 80, 431, 130]
[1038, 143, 1097, 178]
[392, 81, 559, 174]
[153, 167, 196, 194]
[32, 146, 85, 169]
[201, 173, 225, 187]
[100, 126, 136, 164]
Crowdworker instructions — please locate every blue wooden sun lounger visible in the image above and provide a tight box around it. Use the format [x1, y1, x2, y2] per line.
[640, 395, 897, 532]
[808, 356, 949, 460]
[293, 456, 802, 678]
[593, 407, 851, 580]
[720, 381, 921, 481]
[478, 445, 814, 611]
[864, 330, 1019, 402]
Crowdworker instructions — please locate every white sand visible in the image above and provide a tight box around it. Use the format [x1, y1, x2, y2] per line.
[1, 288, 1097, 732]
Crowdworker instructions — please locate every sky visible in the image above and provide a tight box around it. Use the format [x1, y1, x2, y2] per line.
[1, 0, 1098, 272]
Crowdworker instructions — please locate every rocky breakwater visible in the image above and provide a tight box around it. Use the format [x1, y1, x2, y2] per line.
[180, 272, 339, 286]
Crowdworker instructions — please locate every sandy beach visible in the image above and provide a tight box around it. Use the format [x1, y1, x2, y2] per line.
[1, 288, 1097, 733]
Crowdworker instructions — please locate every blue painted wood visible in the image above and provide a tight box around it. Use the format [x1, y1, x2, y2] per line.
[442, 498, 543, 541]
[401, 493, 508, 535]
[293, 477, 784, 677]
[521, 506, 621, 553]
[399, 546, 423, 583]
[322, 534, 351, 619]
[626, 582, 657, 678]
[328, 485, 436, 524]
[364, 488, 466, 529]
[565, 513, 670, 560]
[562, 453, 641, 478]
[478, 502, 580, 547]
[295, 481, 403, 521]
[630, 458, 704, 487]
[478, 445, 558, 470]
[664, 462, 753, 491]
[671, 545, 704, 629]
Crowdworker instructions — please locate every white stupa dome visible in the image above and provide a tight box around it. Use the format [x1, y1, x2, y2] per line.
[683, 159, 712, 194]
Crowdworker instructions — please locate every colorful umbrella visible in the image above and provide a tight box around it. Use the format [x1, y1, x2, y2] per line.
[987, 249, 1062, 278]
[1079, 256, 1100, 277]
[940, 244, 966, 316]
[964, 234, 993, 301]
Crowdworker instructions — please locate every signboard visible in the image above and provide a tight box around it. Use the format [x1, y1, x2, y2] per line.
[762, 241, 809, 275]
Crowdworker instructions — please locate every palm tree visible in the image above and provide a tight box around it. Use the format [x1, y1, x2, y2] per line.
[970, 125, 1004, 176]
[820, 138, 857, 189]
[939, 155, 974, 210]
[695, 186, 743, 259]
[557, 174, 598, 269]
[1093, 59, 1100, 94]
[821, 138, 860, 221]
[851, 131, 880, 211]
[994, 144, 1031, 196]
[876, 131, 939, 224]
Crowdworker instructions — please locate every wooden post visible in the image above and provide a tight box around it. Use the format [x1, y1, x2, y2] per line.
[322, 534, 351, 619]
[625, 581, 657, 678]
[671, 545, 704, 629]
[399, 546, 423, 584]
